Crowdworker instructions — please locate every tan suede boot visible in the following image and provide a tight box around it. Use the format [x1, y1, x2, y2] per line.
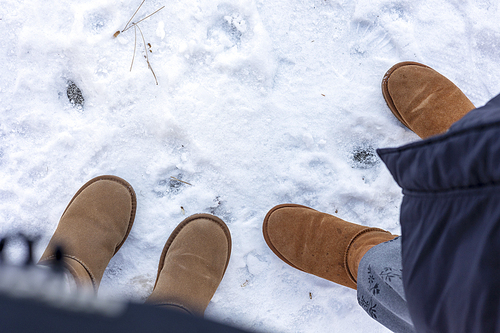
[263, 204, 396, 289]
[38, 175, 137, 292]
[382, 61, 475, 139]
[146, 214, 231, 316]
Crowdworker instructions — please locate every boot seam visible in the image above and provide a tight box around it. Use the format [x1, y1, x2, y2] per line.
[151, 302, 193, 315]
[39, 254, 97, 292]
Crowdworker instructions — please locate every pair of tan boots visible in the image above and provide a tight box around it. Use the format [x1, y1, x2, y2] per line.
[38, 178, 230, 316]
[39, 62, 475, 315]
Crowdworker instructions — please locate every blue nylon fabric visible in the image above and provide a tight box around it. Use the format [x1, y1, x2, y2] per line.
[377, 93, 500, 333]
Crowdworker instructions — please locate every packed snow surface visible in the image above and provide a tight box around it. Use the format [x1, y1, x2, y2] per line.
[1, 0, 499, 331]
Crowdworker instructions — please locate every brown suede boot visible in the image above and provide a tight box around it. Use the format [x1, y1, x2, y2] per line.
[263, 204, 396, 289]
[382, 61, 475, 139]
[38, 175, 137, 292]
[145, 214, 231, 316]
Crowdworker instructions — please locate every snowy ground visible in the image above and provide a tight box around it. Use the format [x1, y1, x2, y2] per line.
[1, 0, 500, 331]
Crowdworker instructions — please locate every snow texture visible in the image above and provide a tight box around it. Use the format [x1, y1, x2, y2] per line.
[1, 0, 499, 332]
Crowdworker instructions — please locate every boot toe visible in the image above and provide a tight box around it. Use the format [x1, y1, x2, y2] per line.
[63, 176, 137, 254]
[147, 214, 231, 316]
[263, 204, 348, 281]
[382, 61, 475, 138]
[263, 204, 314, 271]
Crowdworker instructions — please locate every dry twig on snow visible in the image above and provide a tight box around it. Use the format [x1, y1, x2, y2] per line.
[113, 0, 164, 85]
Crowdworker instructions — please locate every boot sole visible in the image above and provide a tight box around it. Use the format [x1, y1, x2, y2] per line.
[152, 214, 232, 290]
[381, 61, 432, 132]
[60, 175, 137, 256]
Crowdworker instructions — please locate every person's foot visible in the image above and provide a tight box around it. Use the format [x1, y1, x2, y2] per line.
[146, 214, 231, 316]
[262, 204, 395, 289]
[382, 61, 475, 139]
[39, 175, 137, 292]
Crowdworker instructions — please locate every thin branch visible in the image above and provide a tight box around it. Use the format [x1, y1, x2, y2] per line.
[130, 25, 138, 71]
[123, 0, 146, 32]
[136, 23, 158, 85]
[170, 177, 193, 186]
[137, 24, 150, 64]
[122, 6, 165, 33]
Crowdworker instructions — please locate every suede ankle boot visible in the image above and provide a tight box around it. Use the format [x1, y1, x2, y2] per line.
[382, 61, 475, 139]
[146, 214, 231, 316]
[263, 204, 396, 289]
[38, 175, 137, 292]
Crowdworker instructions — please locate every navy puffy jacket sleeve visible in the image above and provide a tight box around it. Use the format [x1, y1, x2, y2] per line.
[378, 94, 500, 333]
